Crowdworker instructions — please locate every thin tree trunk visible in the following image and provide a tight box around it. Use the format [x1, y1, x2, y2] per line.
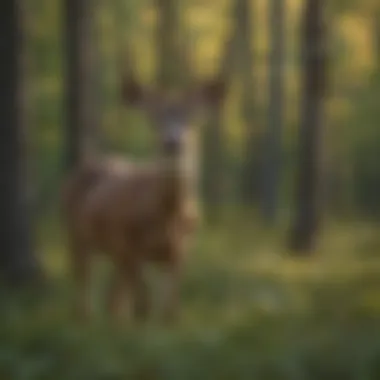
[202, 6, 240, 222]
[64, 0, 97, 171]
[114, 0, 134, 133]
[0, 0, 42, 286]
[238, 0, 260, 206]
[90, 1, 103, 152]
[155, 0, 190, 88]
[374, 8, 380, 73]
[261, 0, 286, 224]
[289, 0, 327, 254]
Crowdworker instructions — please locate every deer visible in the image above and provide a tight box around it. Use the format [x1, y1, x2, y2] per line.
[62, 73, 225, 325]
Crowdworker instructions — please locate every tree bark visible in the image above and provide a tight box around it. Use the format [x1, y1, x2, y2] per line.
[155, 0, 191, 88]
[0, 0, 43, 286]
[238, 0, 260, 207]
[201, 5, 240, 222]
[261, 0, 286, 224]
[374, 7, 380, 73]
[289, 0, 327, 254]
[64, 0, 98, 171]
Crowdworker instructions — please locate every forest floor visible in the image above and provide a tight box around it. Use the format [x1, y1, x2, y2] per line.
[1, 219, 380, 379]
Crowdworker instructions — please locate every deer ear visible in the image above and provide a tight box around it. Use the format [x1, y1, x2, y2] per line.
[185, 78, 226, 112]
[200, 78, 226, 106]
[121, 77, 146, 107]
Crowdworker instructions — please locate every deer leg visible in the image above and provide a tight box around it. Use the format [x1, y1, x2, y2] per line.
[69, 240, 92, 322]
[105, 270, 126, 324]
[161, 259, 182, 325]
[124, 262, 149, 323]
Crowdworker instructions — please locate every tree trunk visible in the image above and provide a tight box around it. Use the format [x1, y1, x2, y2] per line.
[261, 0, 286, 224]
[201, 6, 240, 222]
[238, 0, 260, 207]
[90, 1, 104, 153]
[374, 7, 380, 73]
[0, 0, 42, 286]
[289, 0, 327, 254]
[155, 0, 191, 88]
[64, 0, 98, 171]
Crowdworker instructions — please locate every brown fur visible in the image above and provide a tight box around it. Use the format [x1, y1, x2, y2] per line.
[62, 76, 224, 325]
[62, 155, 198, 323]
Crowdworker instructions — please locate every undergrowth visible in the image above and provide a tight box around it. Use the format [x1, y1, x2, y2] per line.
[1, 220, 380, 379]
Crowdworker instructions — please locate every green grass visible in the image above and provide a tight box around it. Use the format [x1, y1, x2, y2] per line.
[2, 220, 380, 379]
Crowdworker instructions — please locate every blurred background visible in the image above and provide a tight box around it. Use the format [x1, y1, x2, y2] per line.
[2, 0, 380, 378]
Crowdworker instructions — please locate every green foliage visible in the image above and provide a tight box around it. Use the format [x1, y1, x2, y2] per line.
[348, 74, 380, 218]
[2, 222, 380, 379]
[11, 0, 380, 375]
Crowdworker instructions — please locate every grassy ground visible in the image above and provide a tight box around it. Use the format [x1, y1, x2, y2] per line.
[1, 219, 380, 379]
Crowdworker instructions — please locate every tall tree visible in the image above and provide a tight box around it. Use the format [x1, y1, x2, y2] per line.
[373, 7, 380, 72]
[201, 32, 237, 220]
[238, 0, 261, 207]
[289, 0, 327, 254]
[261, 0, 286, 223]
[201, 2, 240, 221]
[64, 0, 98, 171]
[155, 0, 190, 88]
[0, 0, 42, 286]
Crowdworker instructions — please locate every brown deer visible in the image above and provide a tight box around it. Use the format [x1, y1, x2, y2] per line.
[62, 74, 225, 324]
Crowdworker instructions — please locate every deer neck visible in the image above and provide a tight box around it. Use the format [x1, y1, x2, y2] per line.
[160, 132, 199, 209]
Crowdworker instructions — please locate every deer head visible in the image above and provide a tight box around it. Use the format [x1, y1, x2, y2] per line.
[121, 76, 226, 158]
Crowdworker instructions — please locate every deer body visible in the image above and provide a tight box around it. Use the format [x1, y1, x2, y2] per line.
[64, 156, 197, 263]
[62, 76, 224, 324]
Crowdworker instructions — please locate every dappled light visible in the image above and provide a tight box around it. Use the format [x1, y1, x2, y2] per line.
[1, 0, 380, 378]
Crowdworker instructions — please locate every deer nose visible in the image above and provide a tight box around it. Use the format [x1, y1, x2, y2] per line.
[164, 136, 181, 154]
[163, 126, 182, 154]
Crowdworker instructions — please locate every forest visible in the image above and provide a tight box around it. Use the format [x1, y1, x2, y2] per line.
[1, 0, 380, 378]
